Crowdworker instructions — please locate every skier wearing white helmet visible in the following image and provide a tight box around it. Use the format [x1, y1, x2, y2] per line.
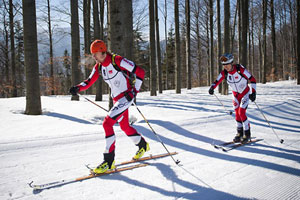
[209, 53, 257, 143]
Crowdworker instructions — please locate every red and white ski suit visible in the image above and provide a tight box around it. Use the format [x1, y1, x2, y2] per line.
[77, 53, 145, 153]
[211, 64, 256, 131]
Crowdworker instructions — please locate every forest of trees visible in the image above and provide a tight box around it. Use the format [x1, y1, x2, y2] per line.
[0, 0, 299, 114]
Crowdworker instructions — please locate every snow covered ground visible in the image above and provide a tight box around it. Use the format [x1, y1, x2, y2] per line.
[0, 80, 299, 200]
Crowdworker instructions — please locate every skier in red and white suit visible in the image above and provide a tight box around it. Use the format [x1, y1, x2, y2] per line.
[208, 53, 257, 143]
[69, 40, 149, 174]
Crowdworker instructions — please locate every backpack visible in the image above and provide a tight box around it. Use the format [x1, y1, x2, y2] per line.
[99, 53, 136, 87]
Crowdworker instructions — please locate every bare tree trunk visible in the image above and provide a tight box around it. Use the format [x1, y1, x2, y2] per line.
[288, 0, 296, 78]
[3, 14, 10, 97]
[195, 1, 202, 86]
[155, 0, 162, 93]
[262, 0, 267, 83]
[241, 0, 249, 66]
[251, 0, 254, 74]
[15, 23, 24, 96]
[164, 0, 168, 90]
[248, 25, 251, 71]
[93, 0, 103, 101]
[197, 31, 202, 86]
[206, 6, 210, 86]
[83, 0, 91, 55]
[46, 0, 54, 95]
[209, 0, 214, 85]
[283, 1, 288, 80]
[297, 0, 300, 84]
[149, 0, 157, 96]
[258, 28, 262, 82]
[9, 0, 17, 97]
[108, 0, 123, 56]
[238, 0, 242, 63]
[99, 0, 104, 40]
[280, 1, 288, 80]
[71, 0, 81, 100]
[23, 0, 42, 115]
[185, 0, 191, 89]
[270, 0, 277, 81]
[217, 0, 222, 93]
[122, 0, 133, 60]
[122, 1, 135, 99]
[175, 0, 181, 93]
[83, 0, 92, 94]
[230, 1, 238, 53]
[223, 0, 230, 94]
[108, 0, 124, 107]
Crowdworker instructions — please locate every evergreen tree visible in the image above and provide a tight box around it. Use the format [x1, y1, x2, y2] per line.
[15, 21, 24, 96]
[162, 25, 175, 89]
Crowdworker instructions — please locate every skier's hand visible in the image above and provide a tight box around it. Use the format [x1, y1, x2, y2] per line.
[208, 86, 214, 95]
[249, 91, 256, 102]
[125, 89, 137, 102]
[69, 86, 79, 96]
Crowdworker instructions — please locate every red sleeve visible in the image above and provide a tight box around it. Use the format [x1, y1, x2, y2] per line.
[134, 65, 145, 81]
[77, 63, 100, 92]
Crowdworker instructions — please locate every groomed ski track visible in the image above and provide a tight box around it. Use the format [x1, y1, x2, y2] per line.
[0, 80, 299, 200]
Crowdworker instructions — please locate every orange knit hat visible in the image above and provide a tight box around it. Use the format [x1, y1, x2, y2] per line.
[90, 40, 107, 54]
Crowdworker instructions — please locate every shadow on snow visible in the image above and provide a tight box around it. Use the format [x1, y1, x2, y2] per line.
[134, 120, 300, 177]
[100, 162, 249, 200]
[44, 112, 93, 124]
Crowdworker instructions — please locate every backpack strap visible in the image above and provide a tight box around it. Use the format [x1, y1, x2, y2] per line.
[111, 53, 122, 72]
[236, 64, 241, 74]
[236, 64, 247, 79]
[111, 53, 136, 86]
[98, 63, 102, 76]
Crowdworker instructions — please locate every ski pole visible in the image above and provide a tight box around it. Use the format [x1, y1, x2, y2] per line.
[213, 94, 233, 116]
[132, 101, 181, 165]
[77, 93, 108, 112]
[253, 101, 284, 144]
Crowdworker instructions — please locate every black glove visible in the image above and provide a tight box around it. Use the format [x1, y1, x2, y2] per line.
[69, 86, 79, 96]
[208, 86, 214, 95]
[125, 89, 137, 102]
[249, 91, 256, 102]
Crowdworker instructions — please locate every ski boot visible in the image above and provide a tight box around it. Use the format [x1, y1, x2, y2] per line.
[133, 138, 150, 160]
[241, 129, 251, 143]
[93, 151, 115, 174]
[233, 127, 243, 143]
